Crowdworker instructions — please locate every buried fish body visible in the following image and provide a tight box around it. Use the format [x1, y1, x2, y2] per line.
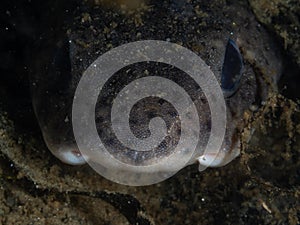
[30, 0, 282, 184]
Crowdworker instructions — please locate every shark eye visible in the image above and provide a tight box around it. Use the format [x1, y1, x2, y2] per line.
[53, 39, 71, 75]
[47, 38, 72, 93]
[221, 39, 244, 98]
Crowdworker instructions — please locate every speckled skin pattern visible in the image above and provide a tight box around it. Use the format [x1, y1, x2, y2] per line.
[30, 0, 282, 167]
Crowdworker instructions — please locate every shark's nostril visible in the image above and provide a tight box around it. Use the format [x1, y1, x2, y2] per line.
[56, 147, 87, 165]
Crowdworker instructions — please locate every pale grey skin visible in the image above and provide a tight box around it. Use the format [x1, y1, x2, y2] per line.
[31, 0, 282, 169]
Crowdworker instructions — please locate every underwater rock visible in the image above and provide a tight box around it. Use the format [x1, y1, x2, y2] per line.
[249, 0, 300, 66]
[242, 94, 300, 189]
